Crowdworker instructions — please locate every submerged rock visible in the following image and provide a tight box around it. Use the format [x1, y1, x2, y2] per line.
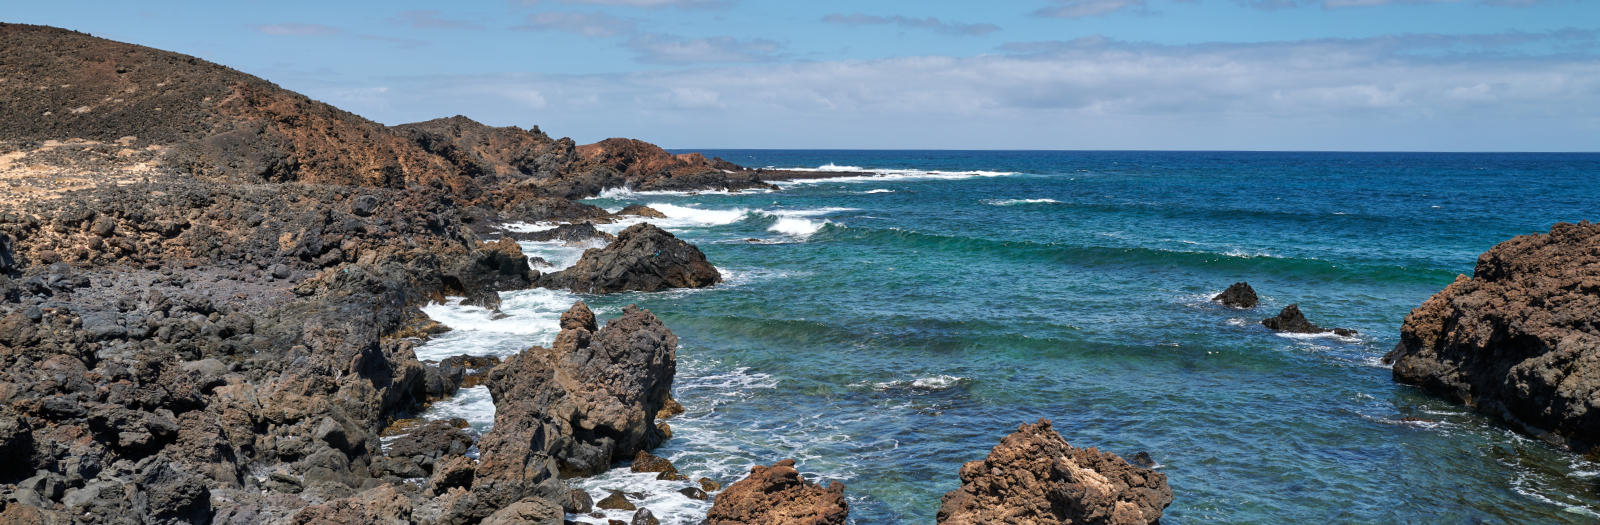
[1384, 221, 1600, 450]
[937, 418, 1172, 525]
[704, 459, 848, 525]
[1213, 282, 1258, 308]
[1261, 304, 1356, 337]
[534, 223, 721, 294]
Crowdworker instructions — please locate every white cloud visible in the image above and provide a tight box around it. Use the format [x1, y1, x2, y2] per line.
[391, 10, 483, 30]
[314, 31, 1600, 150]
[1031, 0, 1150, 18]
[1241, 0, 1571, 9]
[623, 33, 782, 64]
[251, 23, 345, 36]
[822, 13, 1001, 37]
[512, 12, 637, 38]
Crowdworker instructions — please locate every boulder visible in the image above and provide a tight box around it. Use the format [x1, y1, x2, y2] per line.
[937, 419, 1172, 525]
[534, 223, 720, 294]
[1213, 282, 1257, 308]
[1384, 221, 1600, 450]
[479, 498, 565, 525]
[507, 223, 615, 245]
[704, 459, 848, 525]
[1261, 304, 1355, 336]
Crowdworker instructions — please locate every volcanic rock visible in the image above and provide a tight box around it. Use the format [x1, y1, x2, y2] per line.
[1261, 304, 1355, 336]
[704, 459, 848, 525]
[1384, 221, 1600, 450]
[507, 223, 616, 245]
[1213, 282, 1258, 308]
[535, 223, 721, 293]
[937, 418, 1172, 525]
[596, 492, 637, 511]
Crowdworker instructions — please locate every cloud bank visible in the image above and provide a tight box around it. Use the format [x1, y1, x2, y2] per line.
[822, 13, 1001, 36]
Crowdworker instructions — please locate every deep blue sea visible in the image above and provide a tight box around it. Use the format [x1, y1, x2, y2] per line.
[416, 151, 1600, 524]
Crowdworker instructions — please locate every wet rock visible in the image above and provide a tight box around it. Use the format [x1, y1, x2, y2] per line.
[1213, 281, 1258, 308]
[535, 223, 721, 294]
[936, 418, 1172, 525]
[630, 451, 684, 481]
[614, 205, 667, 219]
[596, 492, 636, 511]
[679, 487, 708, 500]
[704, 459, 848, 525]
[698, 478, 721, 493]
[1261, 304, 1356, 336]
[508, 223, 616, 245]
[566, 489, 594, 514]
[1384, 221, 1600, 450]
[630, 508, 659, 525]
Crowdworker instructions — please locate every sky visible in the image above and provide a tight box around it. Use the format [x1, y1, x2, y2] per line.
[7, 0, 1600, 151]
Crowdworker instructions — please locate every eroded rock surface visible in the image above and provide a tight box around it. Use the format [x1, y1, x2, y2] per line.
[1384, 221, 1600, 450]
[535, 223, 721, 294]
[704, 459, 848, 525]
[937, 419, 1172, 525]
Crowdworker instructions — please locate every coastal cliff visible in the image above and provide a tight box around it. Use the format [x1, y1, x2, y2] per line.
[1385, 221, 1600, 451]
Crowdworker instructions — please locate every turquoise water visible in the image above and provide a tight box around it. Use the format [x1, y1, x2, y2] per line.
[422, 151, 1600, 524]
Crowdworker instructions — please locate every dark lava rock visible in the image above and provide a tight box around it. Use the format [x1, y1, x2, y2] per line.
[630, 508, 659, 525]
[535, 223, 721, 294]
[630, 450, 682, 479]
[679, 486, 708, 500]
[479, 497, 566, 525]
[1384, 221, 1600, 451]
[937, 418, 1173, 525]
[1261, 304, 1356, 336]
[566, 489, 595, 514]
[704, 459, 848, 525]
[1213, 282, 1258, 308]
[507, 223, 616, 245]
[384, 419, 474, 461]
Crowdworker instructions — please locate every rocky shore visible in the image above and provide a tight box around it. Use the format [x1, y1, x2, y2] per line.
[1384, 221, 1600, 451]
[0, 22, 1174, 524]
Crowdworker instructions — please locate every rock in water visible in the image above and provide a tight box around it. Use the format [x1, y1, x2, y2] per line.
[704, 459, 848, 525]
[615, 204, 668, 219]
[1384, 221, 1600, 450]
[1213, 282, 1258, 308]
[506, 222, 616, 245]
[937, 418, 1172, 525]
[1261, 304, 1356, 336]
[535, 223, 721, 293]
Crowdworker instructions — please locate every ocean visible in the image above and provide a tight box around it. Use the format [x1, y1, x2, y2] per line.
[412, 150, 1600, 524]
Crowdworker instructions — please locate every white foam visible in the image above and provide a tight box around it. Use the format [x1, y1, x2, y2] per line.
[567, 471, 713, 525]
[863, 189, 895, 194]
[645, 203, 751, 226]
[768, 217, 826, 237]
[774, 165, 1015, 185]
[415, 289, 580, 361]
[1273, 331, 1362, 343]
[421, 386, 496, 434]
[984, 198, 1059, 206]
[875, 375, 966, 391]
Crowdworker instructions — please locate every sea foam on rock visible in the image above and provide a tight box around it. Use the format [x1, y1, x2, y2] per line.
[1384, 221, 1600, 450]
[1261, 304, 1355, 337]
[534, 223, 721, 294]
[937, 418, 1172, 525]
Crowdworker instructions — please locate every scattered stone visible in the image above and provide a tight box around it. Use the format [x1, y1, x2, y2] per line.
[936, 418, 1172, 525]
[1213, 281, 1258, 308]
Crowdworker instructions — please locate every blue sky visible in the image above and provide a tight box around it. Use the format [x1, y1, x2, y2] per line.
[8, 0, 1599, 150]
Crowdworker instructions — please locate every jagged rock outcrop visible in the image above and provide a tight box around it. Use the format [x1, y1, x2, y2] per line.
[704, 459, 848, 525]
[1261, 304, 1355, 336]
[937, 419, 1172, 525]
[1384, 221, 1600, 450]
[454, 302, 676, 522]
[1213, 282, 1257, 308]
[614, 205, 667, 219]
[507, 223, 615, 245]
[535, 223, 721, 294]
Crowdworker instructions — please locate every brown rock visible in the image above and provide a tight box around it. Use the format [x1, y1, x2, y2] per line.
[1384, 221, 1600, 450]
[704, 459, 848, 525]
[936, 418, 1172, 525]
[429, 455, 476, 492]
[615, 205, 668, 219]
[479, 497, 565, 525]
[596, 492, 637, 511]
[535, 223, 721, 294]
[630, 450, 679, 476]
[698, 477, 721, 492]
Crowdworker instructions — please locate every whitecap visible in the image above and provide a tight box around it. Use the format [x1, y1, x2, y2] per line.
[863, 189, 895, 194]
[768, 217, 826, 238]
[984, 198, 1059, 206]
[874, 375, 967, 391]
[420, 386, 496, 434]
